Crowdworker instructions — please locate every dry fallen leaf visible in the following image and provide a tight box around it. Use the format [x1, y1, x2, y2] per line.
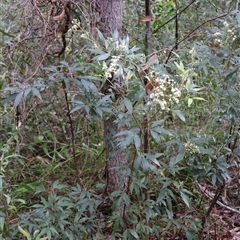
[141, 15, 156, 22]
[53, 8, 65, 21]
[140, 53, 158, 72]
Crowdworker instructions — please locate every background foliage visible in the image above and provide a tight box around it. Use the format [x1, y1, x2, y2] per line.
[1, 0, 240, 239]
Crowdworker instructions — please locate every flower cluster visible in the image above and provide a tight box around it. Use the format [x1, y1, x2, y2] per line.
[149, 73, 181, 110]
[213, 31, 222, 46]
[224, 21, 236, 42]
[70, 19, 82, 32]
[184, 141, 200, 154]
[212, 21, 236, 46]
[102, 55, 120, 79]
[106, 37, 128, 52]
[115, 40, 127, 52]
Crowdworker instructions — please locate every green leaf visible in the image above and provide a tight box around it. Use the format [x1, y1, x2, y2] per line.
[113, 29, 119, 39]
[192, 97, 207, 101]
[4, 87, 21, 92]
[14, 92, 23, 107]
[53, 180, 67, 190]
[145, 153, 162, 167]
[180, 190, 191, 208]
[169, 152, 185, 167]
[133, 134, 141, 150]
[88, 49, 106, 55]
[151, 119, 165, 128]
[17, 183, 35, 192]
[93, 53, 110, 61]
[186, 78, 191, 92]
[81, 79, 98, 92]
[124, 97, 133, 114]
[188, 98, 193, 107]
[32, 87, 42, 100]
[128, 229, 139, 239]
[96, 29, 105, 43]
[18, 225, 31, 238]
[0, 217, 5, 232]
[4, 194, 11, 204]
[0, 29, 15, 38]
[150, 130, 160, 143]
[175, 61, 185, 73]
[23, 87, 32, 98]
[157, 189, 167, 203]
[71, 100, 84, 113]
[172, 109, 186, 122]
[153, 127, 172, 135]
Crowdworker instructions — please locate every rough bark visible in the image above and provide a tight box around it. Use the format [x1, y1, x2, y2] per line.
[99, 0, 129, 217]
[99, 0, 123, 37]
[104, 116, 129, 195]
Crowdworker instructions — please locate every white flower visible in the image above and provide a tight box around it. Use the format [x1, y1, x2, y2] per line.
[223, 21, 229, 27]
[189, 48, 195, 55]
[171, 87, 181, 98]
[214, 32, 221, 37]
[103, 56, 120, 78]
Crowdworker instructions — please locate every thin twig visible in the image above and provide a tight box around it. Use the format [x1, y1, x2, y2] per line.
[62, 81, 82, 186]
[197, 182, 240, 215]
[152, 0, 197, 34]
[165, 11, 230, 64]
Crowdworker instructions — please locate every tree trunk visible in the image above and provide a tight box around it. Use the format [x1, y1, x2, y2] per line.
[104, 116, 129, 195]
[99, 0, 123, 37]
[99, 0, 129, 217]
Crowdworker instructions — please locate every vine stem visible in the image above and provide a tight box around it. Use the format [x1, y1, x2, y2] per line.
[62, 81, 82, 186]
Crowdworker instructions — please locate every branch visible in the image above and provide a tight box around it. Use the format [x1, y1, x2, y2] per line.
[165, 11, 230, 64]
[152, 0, 197, 34]
[197, 182, 240, 215]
